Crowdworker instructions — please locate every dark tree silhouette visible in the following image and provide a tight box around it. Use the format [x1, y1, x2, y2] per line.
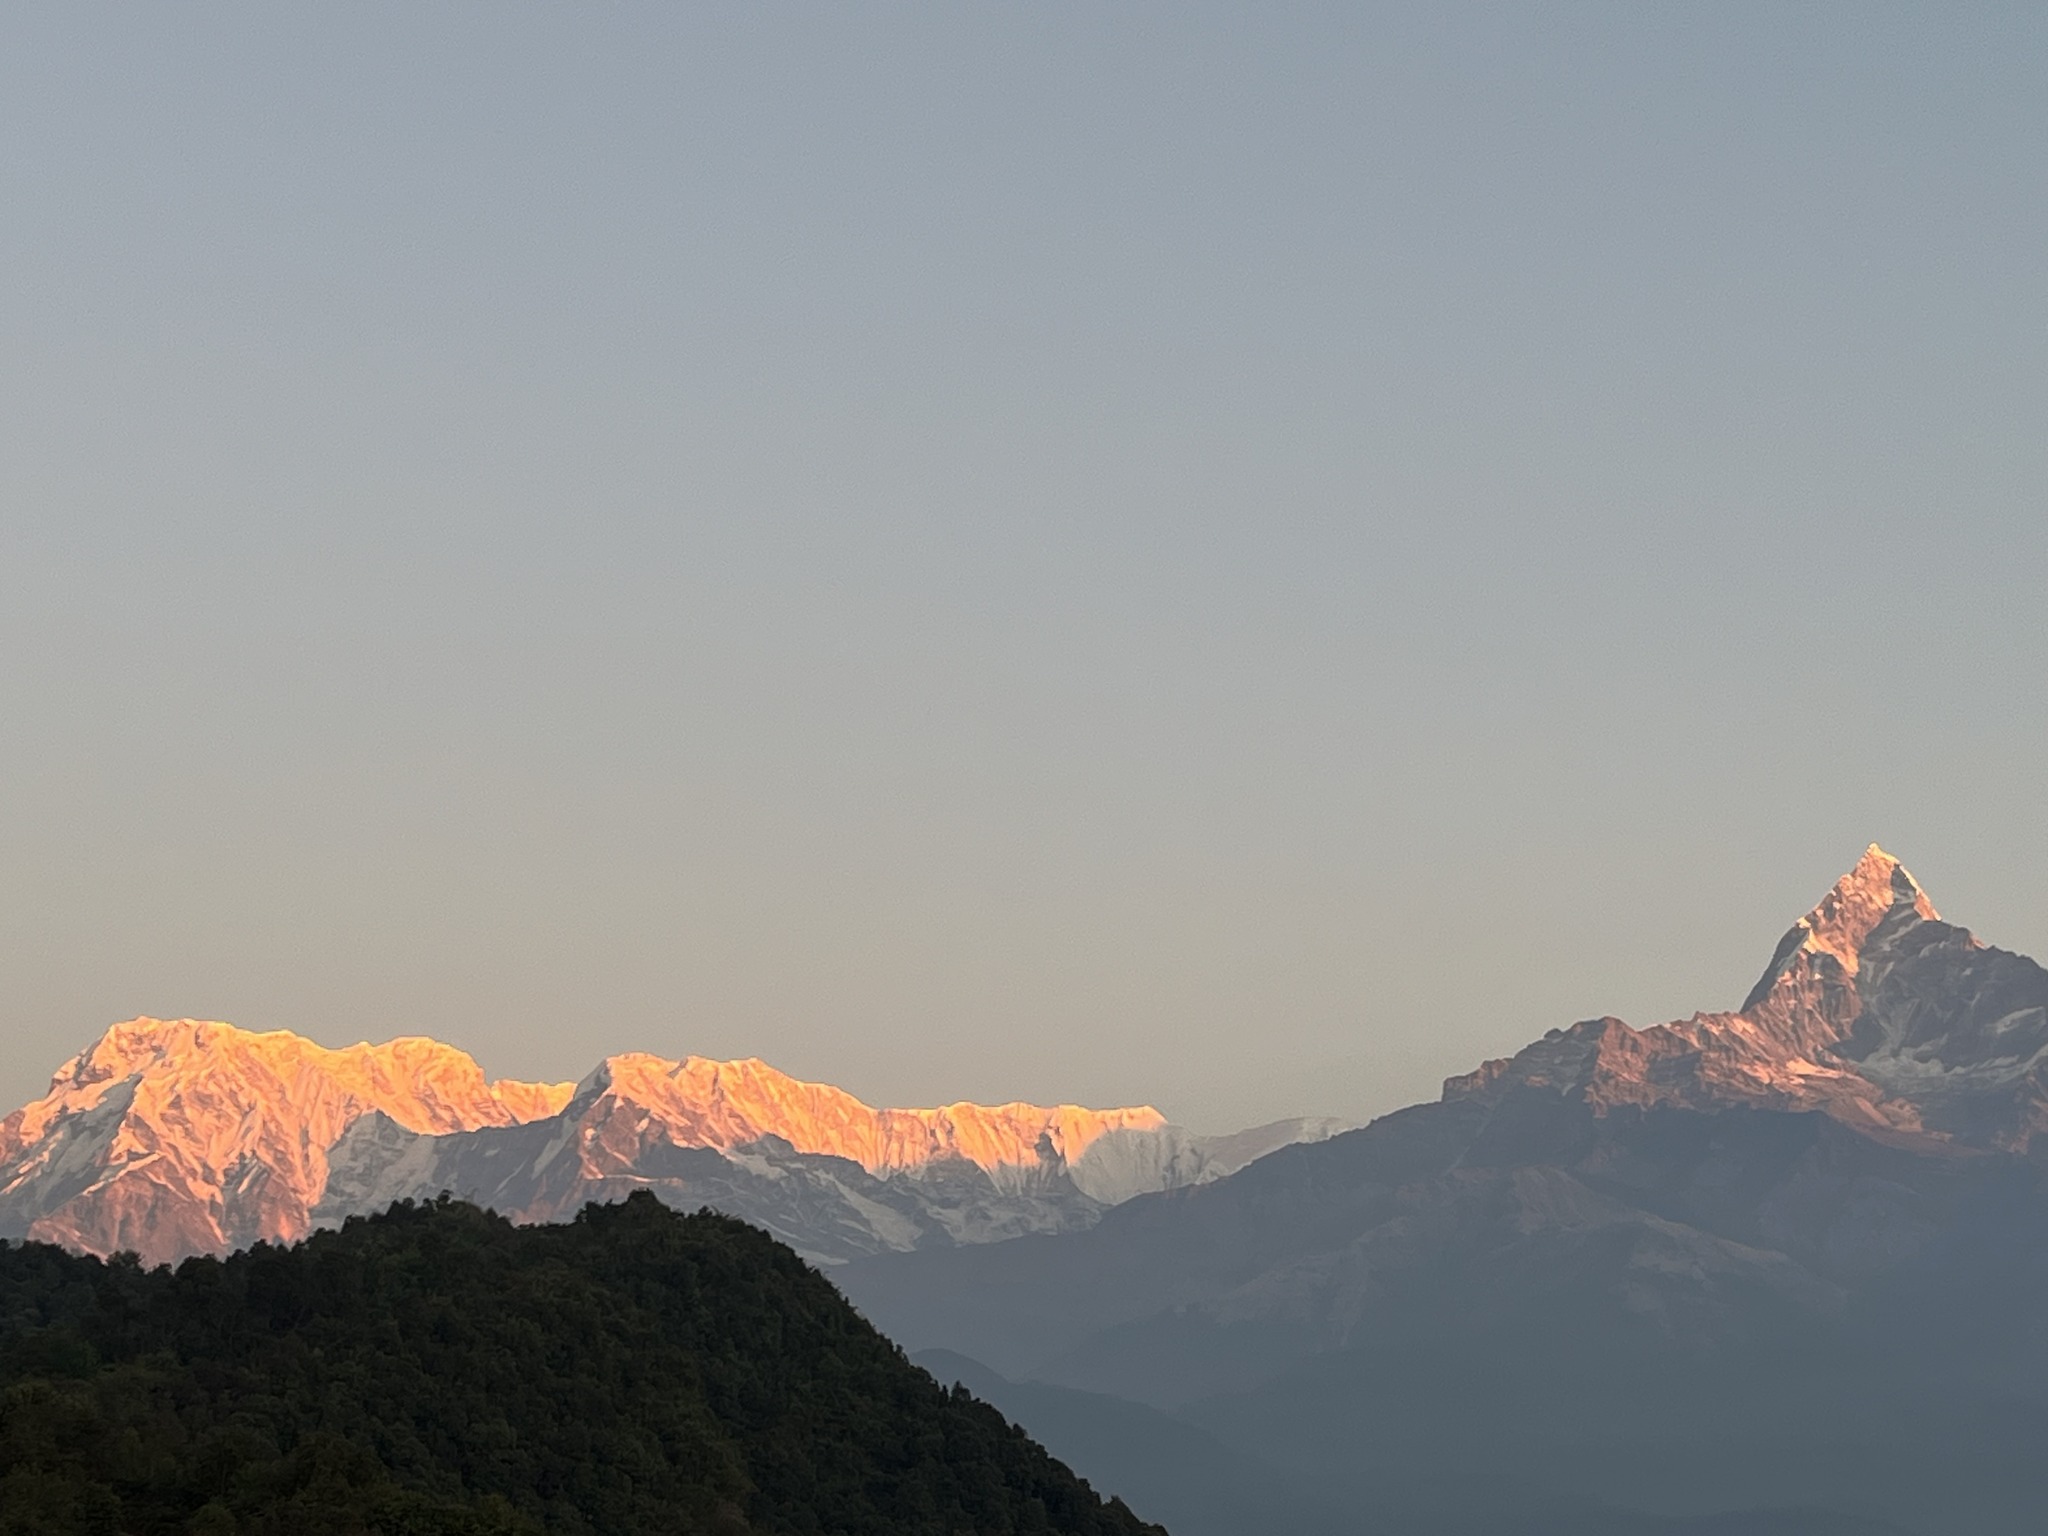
[0, 1193, 1164, 1536]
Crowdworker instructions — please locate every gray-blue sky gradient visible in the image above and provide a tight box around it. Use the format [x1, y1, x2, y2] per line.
[2, 4, 2044, 1128]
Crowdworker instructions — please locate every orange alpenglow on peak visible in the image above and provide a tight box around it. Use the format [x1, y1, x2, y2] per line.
[585, 1052, 1168, 1177]
[1443, 844, 2048, 1149]
[0, 1018, 1187, 1266]
[1767, 843, 1941, 981]
[24, 1016, 575, 1140]
[0, 1018, 574, 1263]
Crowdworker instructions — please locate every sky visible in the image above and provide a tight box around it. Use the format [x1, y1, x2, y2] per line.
[1, 3, 2043, 1131]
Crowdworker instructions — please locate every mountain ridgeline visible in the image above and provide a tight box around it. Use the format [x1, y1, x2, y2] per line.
[0, 1022, 1344, 1269]
[841, 849, 2048, 1535]
[0, 1192, 1164, 1536]
[9, 844, 2048, 1534]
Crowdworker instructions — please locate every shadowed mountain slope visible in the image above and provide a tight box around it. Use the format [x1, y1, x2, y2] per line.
[838, 849, 2048, 1534]
[912, 1349, 1355, 1536]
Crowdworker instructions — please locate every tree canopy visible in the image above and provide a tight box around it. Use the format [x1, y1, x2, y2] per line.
[0, 1193, 1165, 1536]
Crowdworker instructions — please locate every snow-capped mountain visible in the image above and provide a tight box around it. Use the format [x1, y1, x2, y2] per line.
[0, 1019, 574, 1263]
[833, 847, 2048, 1530]
[1444, 843, 2048, 1147]
[316, 1054, 1346, 1263]
[0, 1019, 1344, 1266]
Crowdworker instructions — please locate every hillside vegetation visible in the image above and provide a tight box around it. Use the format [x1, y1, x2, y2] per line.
[0, 1192, 1163, 1536]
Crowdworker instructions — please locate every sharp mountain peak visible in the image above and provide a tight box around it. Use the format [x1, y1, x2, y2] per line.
[12, 845, 2027, 1272]
[1740, 843, 1942, 1010]
[1443, 844, 2048, 1152]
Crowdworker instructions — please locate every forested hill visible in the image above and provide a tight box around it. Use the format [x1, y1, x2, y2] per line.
[0, 1193, 1165, 1536]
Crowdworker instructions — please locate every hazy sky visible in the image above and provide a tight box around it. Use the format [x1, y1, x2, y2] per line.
[2, 4, 2043, 1130]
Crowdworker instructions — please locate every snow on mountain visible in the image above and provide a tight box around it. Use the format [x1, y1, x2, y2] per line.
[562, 1051, 1171, 1183]
[0, 1019, 574, 1264]
[0, 1020, 1343, 1266]
[310, 1057, 1351, 1264]
[843, 845, 2048, 1395]
[1066, 1118, 1353, 1206]
[1443, 845, 2048, 1147]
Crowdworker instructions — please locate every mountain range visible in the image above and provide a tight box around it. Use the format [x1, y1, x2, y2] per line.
[837, 847, 2048, 1534]
[11, 843, 2048, 1532]
[0, 1016, 1343, 1268]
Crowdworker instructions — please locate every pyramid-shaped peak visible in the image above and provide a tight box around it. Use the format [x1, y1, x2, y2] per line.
[1740, 846, 1940, 1012]
[1824, 845, 1939, 929]
[1790, 844, 1940, 972]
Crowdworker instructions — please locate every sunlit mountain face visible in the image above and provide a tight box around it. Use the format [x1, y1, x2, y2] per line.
[0, 1020, 575, 1262]
[0, 1018, 1345, 1268]
[838, 848, 2048, 1534]
[17, 847, 2048, 1528]
[1443, 843, 2048, 1147]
